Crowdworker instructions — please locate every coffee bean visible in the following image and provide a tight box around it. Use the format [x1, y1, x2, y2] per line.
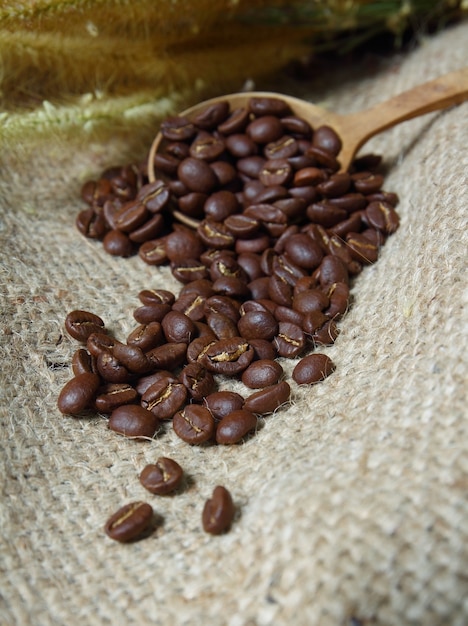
[108, 405, 160, 439]
[95, 383, 138, 413]
[160, 116, 196, 141]
[244, 381, 291, 415]
[141, 376, 187, 420]
[204, 391, 245, 420]
[177, 157, 218, 194]
[179, 362, 215, 400]
[65, 310, 106, 342]
[192, 100, 230, 130]
[189, 131, 225, 161]
[365, 201, 400, 234]
[292, 353, 336, 385]
[312, 125, 342, 156]
[241, 359, 283, 389]
[200, 337, 254, 376]
[137, 180, 171, 212]
[57, 372, 101, 414]
[202, 485, 235, 535]
[216, 409, 257, 444]
[71, 348, 95, 376]
[104, 501, 154, 542]
[162, 311, 196, 344]
[273, 321, 306, 358]
[139, 458, 184, 495]
[246, 115, 284, 144]
[173, 404, 215, 444]
[237, 309, 278, 341]
[126, 322, 163, 352]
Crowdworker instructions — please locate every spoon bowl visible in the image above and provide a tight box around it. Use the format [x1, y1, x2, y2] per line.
[148, 68, 468, 228]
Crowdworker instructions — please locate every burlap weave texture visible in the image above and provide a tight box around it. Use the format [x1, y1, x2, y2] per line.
[1, 21, 467, 626]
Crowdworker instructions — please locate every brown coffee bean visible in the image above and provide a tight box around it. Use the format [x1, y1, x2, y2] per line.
[204, 391, 245, 420]
[273, 322, 306, 358]
[141, 376, 187, 420]
[292, 353, 336, 385]
[113, 200, 148, 233]
[76, 207, 108, 240]
[249, 97, 290, 117]
[133, 303, 172, 324]
[137, 180, 171, 212]
[139, 458, 184, 495]
[113, 342, 151, 374]
[173, 404, 215, 444]
[202, 485, 235, 535]
[244, 380, 291, 414]
[108, 405, 160, 439]
[104, 501, 154, 542]
[126, 322, 163, 352]
[352, 171, 384, 194]
[177, 157, 218, 194]
[96, 351, 130, 383]
[129, 213, 165, 243]
[86, 332, 116, 357]
[200, 337, 254, 375]
[189, 131, 225, 161]
[216, 409, 257, 444]
[197, 219, 236, 249]
[102, 229, 134, 257]
[65, 310, 106, 342]
[57, 372, 101, 414]
[71, 348, 95, 376]
[193, 100, 230, 130]
[237, 309, 278, 341]
[161, 311, 197, 344]
[160, 116, 196, 141]
[312, 125, 342, 156]
[311, 319, 339, 346]
[345, 232, 379, 263]
[179, 362, 215, 400]
[241, 359, 283, 389]
[259, 159, 293, 187]
[95, 383, 138, 413]
[138, 237, 168, 265]
[365, 201, 400, 234]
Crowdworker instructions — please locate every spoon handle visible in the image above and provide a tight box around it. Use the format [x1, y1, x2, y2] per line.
[336, 66, 468, 171]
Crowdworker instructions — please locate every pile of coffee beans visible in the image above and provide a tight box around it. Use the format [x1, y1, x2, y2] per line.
[63, 96, 400, 539]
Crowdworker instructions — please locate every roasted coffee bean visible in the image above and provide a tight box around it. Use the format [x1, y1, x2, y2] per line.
[249, 338, 277, 361]
[162, 310, 196, 344]
[76, 207, 108, 239]
[133, 303, 172, 324]
[258, 159, 293, 187]
[246, 115, 283, 144]
[328, 192, 367, 213]
[204, 391, 245, 420]
[113, 342, 150, 374]
[113, 200, 148, 233]
[95, 383, 139, 413]
[171, 259, 209, 283]
[204, 190, 239, 221]
[178, 192, 207, 218]
[352, 171, 384, 194]
[237, 309, 278, 341]
[81, 177, 113, 206]
[302, 310, 329, 336]
[65, 310, 106, 342]
[135, 370, 174, 396]
[206, 310, 239, 339]
[293, 289, 329, 315]
[316, 255, 349, 288]
[138, 237, 169, 265]
[127, 322, 163, 352]
[164, 229, 204, 264]
[225, 133, 258, 158]
[146, 342, 187, 370]
[139, 289, 177, 306]
[328, 211, 363, 238]
[281, 115, 312, 137]
[186, 336, 216, 364]
[193, 100, 230, 130]
[137, 180, 171, 213]
[244, 381, 291, 415]
[316, 172, 351, 198]
[204, 295, 240, 323]
[140, 457, 184, 495]
[71, 348, 95, 376]
[264, 135, 298, 160]
[57, 372, 101, 414]
[312, 125, 342, 156]
[189, 131, 225, 161]
[86, 332, 116, 357]
[129, 213, 165, 243]
[324, 281, 350, 319]
[306, 202, 347, 228]
[249, 96, 290, 117]
[274, 305, 304, 327]
[109, 404, 160, 439]
[292, 353, 336, 385]
[241, 359, 283, 389]
[179, 362, 215, 400]
[197, 219, 236, 249]
[200, 337, 254, 375]
[306, 145, 340, 171]
[103, 229, 134, 257]
[202, 485, 235, 535]
[235, 233, 271, 255]
[173, 404, 215, 444]
[216, 409, 257, 444]
[365, 201, 400, 234]
[96, 351, 130, 383]
[104, 501, 154, 542]
[273, 322, 306, 358]
[345, 232, 379, 263]
[160, 116, 196, 141]
[141, 376, 187, 420]
[177, 157, 218, 194]
[212, 276, 250, 299]
[311, 319, 339, 346]
[217, 107, 250, 134]
[283, 233, 323, 270]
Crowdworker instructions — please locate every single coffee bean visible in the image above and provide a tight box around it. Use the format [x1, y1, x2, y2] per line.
[76, 207, 108, 240]
[249, 338, 277, 361]
[177, 157, 218, 194]
[173, 404, 215, 444]
[138, 290, 175, 307]
[71, 348, 95, 376]
[273, 321, 306, 358]
[352, 171, 384, 194]
[311, 319, 339, 347]
[138, 237, 169, 265]
[345, 232, 379, 263]
[204, 391, 245, 420]
[96, 351, 130, 383]
[202, 485, 235, 535]
[160, 116, 196, 141]
[86, 332, 116, 357]
[192, 100, 230, 129]
[113, 342, 151, 374]
[312, 125, 342, 156]
[241, 359, 283, 389]
[103, 229, 134, 257]
[179, 362, 215, 400]
[104, 501, 154, 542]
[292, 353, 336, 385]
[365, 201, 400, 234]
[161, 310, 197, 344]
[137, 180, 171, 212]
[139, 458, 184, 495]
[65, 310, 106, 342]
[113, 200, 148, 233]
[246, 115, 284, 144]
[237, 309, 278, 341]
[189, 131, 225, 161]
[216, 409, 257, 444]
[244, 380, 291, 415]
[225, 133, 258, 158]
[95, 382, 138, 413]
[135, 370, 174, 396]
[133, 303, 172, 324]
[126, 322, 163, 352]
[141, 376, 187, 420]
[249, 96, 290, 117]
[108, 405, 160, 439]
[57, 372, 101, 414]
[129, 213, 165, 243]
[200, 337, 254, 376]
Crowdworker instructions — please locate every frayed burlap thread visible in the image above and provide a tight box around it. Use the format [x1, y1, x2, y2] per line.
[1, 21, 467, 626]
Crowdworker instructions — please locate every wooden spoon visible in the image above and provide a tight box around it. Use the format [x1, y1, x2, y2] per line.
[148, 67, 468, 229]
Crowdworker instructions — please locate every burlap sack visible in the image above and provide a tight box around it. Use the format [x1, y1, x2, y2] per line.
[1, 20, 467, 626]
